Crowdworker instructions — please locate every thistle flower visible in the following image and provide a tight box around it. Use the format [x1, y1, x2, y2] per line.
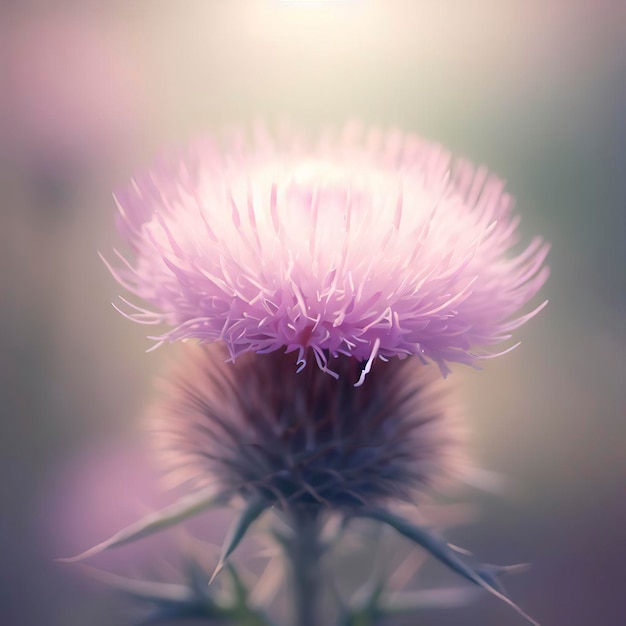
[108, 123, 549, 382]
[151, 343, 464, 510]
[76, 124, 546, 626]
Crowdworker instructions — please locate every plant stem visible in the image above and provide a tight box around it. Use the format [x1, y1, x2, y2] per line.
[283, 508, 323, 626]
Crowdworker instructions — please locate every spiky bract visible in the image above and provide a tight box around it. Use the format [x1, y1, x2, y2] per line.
[151, 344, 463, 511]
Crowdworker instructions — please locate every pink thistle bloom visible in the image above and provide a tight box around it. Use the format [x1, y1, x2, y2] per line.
[108, 123, 548, 383]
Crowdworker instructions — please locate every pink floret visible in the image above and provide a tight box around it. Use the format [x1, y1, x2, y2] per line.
[108, 123, 549, 383]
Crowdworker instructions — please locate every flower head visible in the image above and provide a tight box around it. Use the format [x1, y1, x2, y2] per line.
[150, 344, 464, 510]
[109, 123, 548, 382]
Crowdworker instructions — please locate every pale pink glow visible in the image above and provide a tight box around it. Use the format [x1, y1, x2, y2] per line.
[41, 439, 231, 567]
[110, 123, 548, 382]
[5, 12, 141, 162]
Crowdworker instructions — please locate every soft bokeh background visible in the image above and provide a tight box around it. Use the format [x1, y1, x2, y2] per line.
[1, 0, 624, 624]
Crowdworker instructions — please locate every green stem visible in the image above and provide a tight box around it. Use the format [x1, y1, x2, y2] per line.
[283, 508, 323, 626]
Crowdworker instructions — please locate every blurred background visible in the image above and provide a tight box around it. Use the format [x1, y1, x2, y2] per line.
[1, 0, 624, 624]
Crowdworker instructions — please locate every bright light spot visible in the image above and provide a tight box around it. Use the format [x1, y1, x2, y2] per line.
[280, 0, 359, 5]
